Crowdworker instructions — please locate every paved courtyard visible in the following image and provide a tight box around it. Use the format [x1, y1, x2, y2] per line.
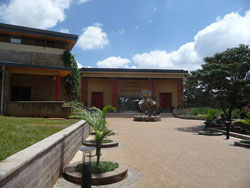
[55, 117, 250, 188]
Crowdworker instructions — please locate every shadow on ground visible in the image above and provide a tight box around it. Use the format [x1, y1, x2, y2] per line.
[176, 125, 204, 133]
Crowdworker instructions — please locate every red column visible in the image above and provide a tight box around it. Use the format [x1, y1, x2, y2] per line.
[149, 79, 156, 99]
[81, 78, 88, 107]
[56, 75, 61, 101]
[112, 79, 118, 108]
[177, 79, 184, 107]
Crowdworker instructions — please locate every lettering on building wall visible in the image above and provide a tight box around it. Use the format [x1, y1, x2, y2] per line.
[119, 81, 146, 95]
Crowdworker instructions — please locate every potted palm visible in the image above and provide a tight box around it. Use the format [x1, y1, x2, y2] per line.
[63, 105, 128, 185]
[199, 109, 223, 136]
[82, 105, 116, 166]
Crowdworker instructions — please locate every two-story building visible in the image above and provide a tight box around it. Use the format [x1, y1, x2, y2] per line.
[0, 23, 78, 117]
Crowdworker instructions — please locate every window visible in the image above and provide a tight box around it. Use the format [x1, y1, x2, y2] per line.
[11, 87, 31, 101]
[35, 39, 45, 47]
[10, 38, 21, 44]
[55, 41, 65, 49]
[46, 40, 55, 48]
[0, 34, 10, 42]
[23, 37, 35, 45]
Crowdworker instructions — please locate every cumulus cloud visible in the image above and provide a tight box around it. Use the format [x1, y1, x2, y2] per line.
[97, 56, 131, 68]
[133, 10, 250, 70]
[59, 28, 70, 33]
[77, 0, 91, 4]
[77, 23, 109, 50]
[76, 60, 83, 68]
[0, 0, 89, 29]
[194, 11, 250, 58]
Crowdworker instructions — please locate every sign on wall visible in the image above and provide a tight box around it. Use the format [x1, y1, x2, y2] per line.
[118, 80, 148, 95]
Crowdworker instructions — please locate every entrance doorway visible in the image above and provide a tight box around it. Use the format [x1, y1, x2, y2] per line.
[91, 92, 103, 109]
[160, 93, 172, 112]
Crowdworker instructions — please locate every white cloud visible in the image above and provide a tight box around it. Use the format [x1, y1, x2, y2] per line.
[77, 23, 109, 50]
[133, 10, 250, 70]
[0, 0, 89, 29]
[97, 56, 131, 68]
[59, 28, 70, 33]
[76, 60, 83, 68]
[194, 11, 250, 58]
[77, 0, 91, 4]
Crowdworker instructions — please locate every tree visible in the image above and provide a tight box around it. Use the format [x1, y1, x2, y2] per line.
[184, 72, 217, 108]
[62, 51, 81, 100]
[186, 44, 250, 121]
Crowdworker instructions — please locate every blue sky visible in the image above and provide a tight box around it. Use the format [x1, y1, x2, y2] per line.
[0, 0, 250, 70]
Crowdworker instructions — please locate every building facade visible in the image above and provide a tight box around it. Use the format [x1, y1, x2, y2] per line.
[80, 68, 187, 112]
[0, 23, 78, 117]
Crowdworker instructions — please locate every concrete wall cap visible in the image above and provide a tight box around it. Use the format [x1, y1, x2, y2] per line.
[0, 120, 86, 181]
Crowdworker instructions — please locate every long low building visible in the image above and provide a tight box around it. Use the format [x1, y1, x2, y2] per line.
[80, 68, 187, 112]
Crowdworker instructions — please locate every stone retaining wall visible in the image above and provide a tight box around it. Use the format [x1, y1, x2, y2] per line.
[0, 120, 90, 188]
[6, 101, 72, 118]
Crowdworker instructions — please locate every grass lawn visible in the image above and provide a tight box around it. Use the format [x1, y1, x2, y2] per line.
[0, 116, 78, 161]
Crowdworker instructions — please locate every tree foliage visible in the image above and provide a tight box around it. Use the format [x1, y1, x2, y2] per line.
[185, 44, 250, 121]
[62, 50, 81, 101]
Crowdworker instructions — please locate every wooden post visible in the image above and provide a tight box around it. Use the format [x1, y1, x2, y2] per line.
[149, 79, 156, 99]
[56, 75, 61, 101]
[81, 78, 88, 107]
[177, 79, 184, 107]
[112, 79, 118, 108]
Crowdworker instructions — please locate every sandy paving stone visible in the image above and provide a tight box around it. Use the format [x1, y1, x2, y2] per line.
[54, 117, 250, 188]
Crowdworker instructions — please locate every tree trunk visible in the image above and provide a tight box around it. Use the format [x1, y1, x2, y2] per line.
[96, 143, 101, 167]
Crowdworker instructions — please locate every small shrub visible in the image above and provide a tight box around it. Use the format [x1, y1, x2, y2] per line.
[240, 140, 250, 144]
[89, 139, 113, 144]
[76, 161, 119, 174]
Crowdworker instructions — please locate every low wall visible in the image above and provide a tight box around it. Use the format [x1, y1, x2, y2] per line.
[173, 109, 190, 115]
[0, 120, 90, 188]
[6, 101, 72, 118]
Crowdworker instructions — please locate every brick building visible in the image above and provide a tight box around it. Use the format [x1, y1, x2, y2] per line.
[0, 23, 187, 117]
[80, 68, 187, 112]
[0, 23, 78, 117]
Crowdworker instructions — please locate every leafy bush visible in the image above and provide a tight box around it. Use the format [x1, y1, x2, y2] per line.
[62, 51, 81, 100]
[203, 109, 220, 127]
[89, 139, 113, 144]
[76, 161, 119, 174]
[240, 140, 250, 144]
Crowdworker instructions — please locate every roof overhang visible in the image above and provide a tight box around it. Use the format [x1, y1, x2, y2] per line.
[80, 68, 188, 79]
[0, 23, 78, 50]
[0, 61, 72, 77]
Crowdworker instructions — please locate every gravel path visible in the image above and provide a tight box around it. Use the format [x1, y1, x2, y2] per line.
[54, 117, 250, 188]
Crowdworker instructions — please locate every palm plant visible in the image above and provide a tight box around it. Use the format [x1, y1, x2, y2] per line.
[204, 109, 219, 128]
[81, 105, 116, 167]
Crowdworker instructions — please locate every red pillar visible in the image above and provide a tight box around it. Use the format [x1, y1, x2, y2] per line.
[149, 79, 156, 99]
[112, 79, 118, 108]
[55, 75, 61, 101]
[81, 78, 88, 107]
[177, 79, 184, 107]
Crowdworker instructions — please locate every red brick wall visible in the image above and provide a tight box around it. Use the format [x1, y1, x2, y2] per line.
[10, 73, 69, 101]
